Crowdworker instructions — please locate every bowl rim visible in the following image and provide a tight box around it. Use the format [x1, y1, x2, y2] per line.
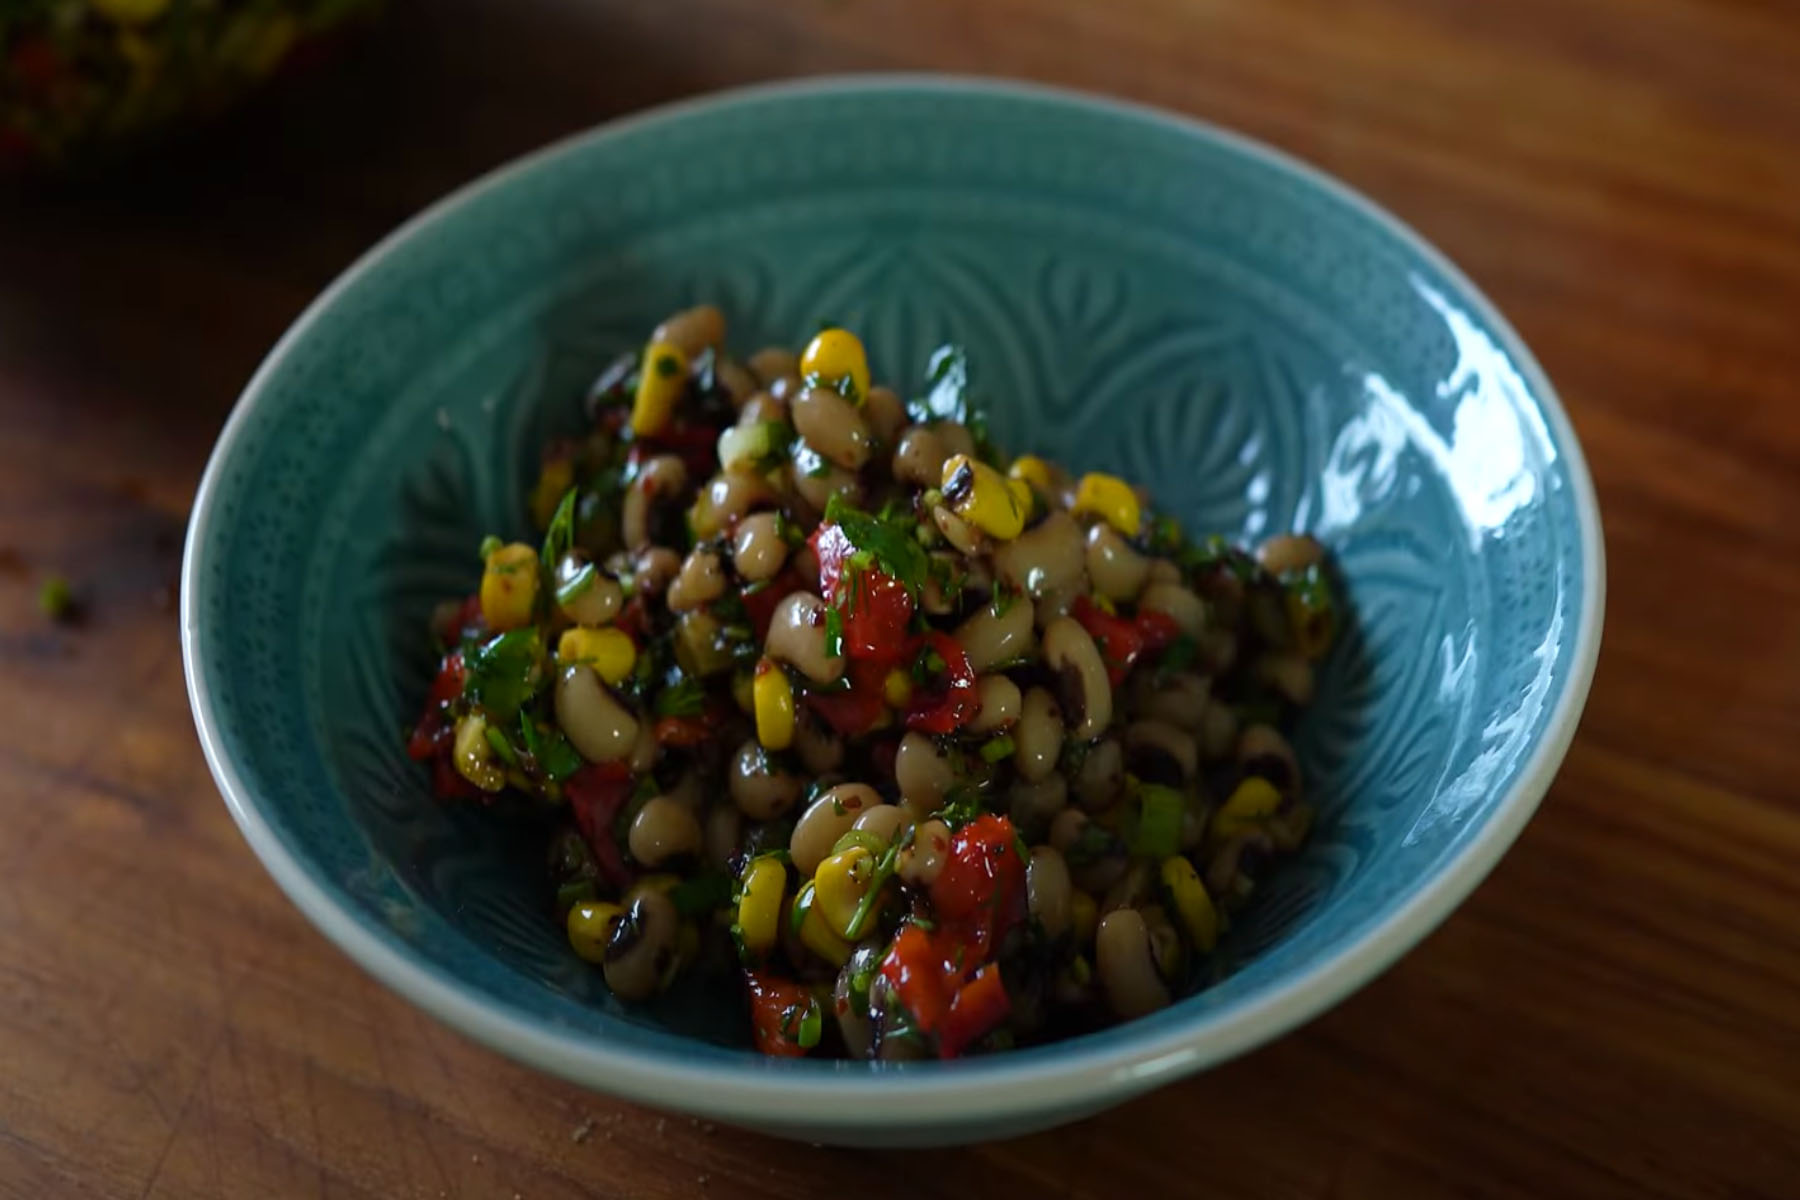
[182, 72, 1605, 1126]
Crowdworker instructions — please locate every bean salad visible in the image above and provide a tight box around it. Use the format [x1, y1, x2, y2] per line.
[407, 306, 1339, 1059]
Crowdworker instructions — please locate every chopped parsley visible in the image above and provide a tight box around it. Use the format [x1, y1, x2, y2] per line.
[540, 487, 578, 571]
[669, 872, 734, 917]
[1156, 634, 1199, 681]
[936, 784, 987, 828]
[462, 629, 542, 725]
[37, 574, 75, 622]
[914, 343, 970, 424]
[652, 675, 707, 718]
[518, 712, 584, 782]
[823, 493, 931, 594]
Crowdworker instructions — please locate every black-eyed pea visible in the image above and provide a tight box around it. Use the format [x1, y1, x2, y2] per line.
[1075, 737, 1125, 812]
[1258, 533, 1325, 576]
[731, 512, 789, 582]
[1255, 650, 1316, 706]
[1027, 846, 1073, 938]
[1237, 723, 1302, 796]
[896, 818, 952, 888]
[968, 674, 1022, 733]
[851, 803, 908, 847]
[954, 594, 1036, 672]
[1013, 687, 1065, 783]
[792, 385, 874, 470]
[621, 454, 688, 551]
[728, 739, 804, 820]
[1043, 616, 1112, 739]
[1139, 582, 1208, 638]
[1124, 719, 1199, 786]
[603, 889, 681, 1001]
[651, 304, 726, 357]
[1096, 908, 1171, 1020]
[790, 784, 881, 877]
[748, 346, 799, 386]
[893, 425, 951, 488]
[628, 795, 703, 867]
[765, 592, 846, 685]
[993, 511, 1085, 599]
[894, 731, 957, 812]
[863, 385, 908, 448]
[1008, 774, 1068, 842]
[555, 664, 639, 764]
[667, 547, 726, 612]
[1086, 522, 1151, 602]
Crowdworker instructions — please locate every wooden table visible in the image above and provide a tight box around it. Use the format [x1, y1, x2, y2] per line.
[3, 0, 1797, 1195]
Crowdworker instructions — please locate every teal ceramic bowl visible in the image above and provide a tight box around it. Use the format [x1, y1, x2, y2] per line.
[182, 76, 1603, 1146]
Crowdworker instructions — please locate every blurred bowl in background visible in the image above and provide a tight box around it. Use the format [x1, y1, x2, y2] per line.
[0, 0, 382, 171]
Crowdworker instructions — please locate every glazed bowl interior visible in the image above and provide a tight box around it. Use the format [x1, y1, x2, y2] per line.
[183, 77, 1601, 1144]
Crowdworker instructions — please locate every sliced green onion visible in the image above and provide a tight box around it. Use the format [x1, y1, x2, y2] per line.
[1129, 783, 1185, 859]
[484, 725, 520, 767]
[978, 734, 1017, 763]
[830, 829, 886, 857]
[477, 534, 503, 560]
[795, 999, 823, 1049]
[555, 561, 598, 607]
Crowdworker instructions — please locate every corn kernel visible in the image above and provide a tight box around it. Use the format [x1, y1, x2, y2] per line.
[736, 856, 788, 959]
[1008, 454, 1054, 494]
[799, 327, 870, 402]
[1069, 889, 1099, 948]
[940, 453, 1026, 541]
[1211, 776, 1284, 842]
[1073, 472, 1141, 537]
[452, 714, 506, 793]
[799, 897, 854, 967]
[530, 458, 575, 530]
[557, 626, 637, 685]
[813, 846, 879, 940]
[1161, 856, 1219, 951]
[882, 668, 913, 709]
[479, 541, 540, 631]
[1007, 476, 1034, 520]
[753, 658, 795, 751]
[630, 340, 689, 437]
[566, 901, 624, 964]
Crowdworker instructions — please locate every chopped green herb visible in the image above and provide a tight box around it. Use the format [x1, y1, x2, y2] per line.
[555, 878, 597, 913]
[937, 784, 987, 828]
[978, 734, 1017, 763]
[462, 629, 542, 726]
[843, 840, 901, 940]
[518, 712, 584, 782]
[1062, 821, 1117, 868]
[1059, 737, 1092, 775]
[989, 582, 1019, 618]
[823, 605, 845, 659]
[669, 872, 734, 917]
[916, 343, 970, 424]
[653, 675, 707, 718]
[540, 487, 579, 572]
[1127, 782, 1186, 859]
[1156, 634, 1199, 680]
[477, 534, 503, 561]
[37, 574, 75, 622]
[823, 493, 931, 594]
[654, 352, 681, 378]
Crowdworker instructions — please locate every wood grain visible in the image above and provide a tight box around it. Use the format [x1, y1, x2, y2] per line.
[3, 0, 1798, 1195]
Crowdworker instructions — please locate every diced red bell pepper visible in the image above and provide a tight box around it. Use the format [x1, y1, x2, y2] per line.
[629, 420, 721, 479]
[653, 715, 712, 747]
[1070, 595, 1145, 686]
[407, 651, 467, 761]
[903, 631, 979, 734]
[810, 523, 914, 663]
[938, 964, 1011, 1058]
[806, 658, 890, 738]
[745, 971, 818, 1058]
[879, 925, 1014, 1059]
[430, 753, 482, 801]
[565, 763, 636, 889]
[1134, 608, 1182, 653]
[930, 813, 1028, 945]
